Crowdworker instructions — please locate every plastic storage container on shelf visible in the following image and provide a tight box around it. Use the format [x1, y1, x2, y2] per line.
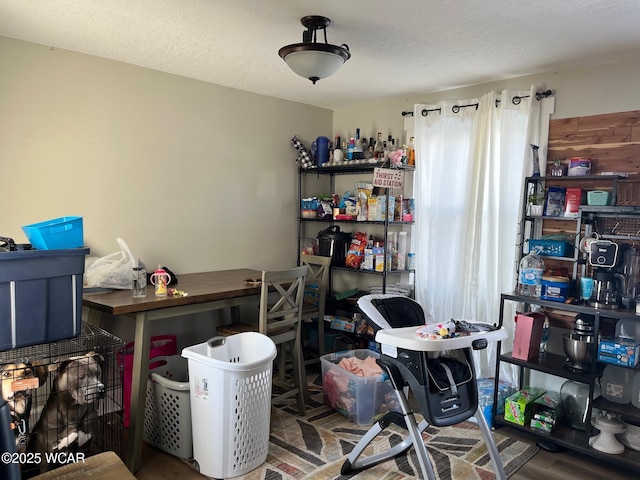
[22, 216, 84, 250]
[528, 239, 570, 257]
[321, 349, 400, 425]
[587, 190, 611, 206]
[0, 247, 89, 351]
[143, 355, 192, 459]
[182, 333, 277, 479]
[540, 276, 570, 302]
[615, 319, 640, 339]
[601, 365, 634, 404]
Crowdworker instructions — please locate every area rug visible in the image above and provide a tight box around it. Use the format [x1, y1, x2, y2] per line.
[230, 380, 539, 480]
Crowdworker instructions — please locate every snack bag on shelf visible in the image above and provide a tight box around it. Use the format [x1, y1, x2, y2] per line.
[346, 232, 368, 269]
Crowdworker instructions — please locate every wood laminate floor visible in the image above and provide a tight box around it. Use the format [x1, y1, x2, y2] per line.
[132, 425, 638, 480]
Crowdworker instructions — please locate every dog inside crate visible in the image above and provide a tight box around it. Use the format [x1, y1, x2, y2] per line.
[0, 323, 124, 477]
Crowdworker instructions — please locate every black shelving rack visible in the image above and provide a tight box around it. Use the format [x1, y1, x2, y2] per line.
[297, 163, 415, 296]
[493, 293, 640, 473]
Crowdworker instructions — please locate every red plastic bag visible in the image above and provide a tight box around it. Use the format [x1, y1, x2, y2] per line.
[119, 335, 177, 427]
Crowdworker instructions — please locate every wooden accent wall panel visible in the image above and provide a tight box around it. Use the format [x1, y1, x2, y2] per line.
[542, 110, 640, 328]
[546, 110, 640, 175]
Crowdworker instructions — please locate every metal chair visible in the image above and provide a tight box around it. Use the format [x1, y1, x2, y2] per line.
[300, 254, 331, 365]
[217, 266, 309, 414]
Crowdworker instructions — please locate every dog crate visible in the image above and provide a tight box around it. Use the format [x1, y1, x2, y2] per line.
[0, 322, 124, 477]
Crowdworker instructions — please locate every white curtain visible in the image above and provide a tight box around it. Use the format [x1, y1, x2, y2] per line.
[412, 86, 544, 378]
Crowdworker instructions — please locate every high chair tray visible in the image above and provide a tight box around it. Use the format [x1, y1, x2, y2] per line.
[375, 325, 508, 352]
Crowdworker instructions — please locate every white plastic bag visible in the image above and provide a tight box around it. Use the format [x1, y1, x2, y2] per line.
[84, 237, 136, 289]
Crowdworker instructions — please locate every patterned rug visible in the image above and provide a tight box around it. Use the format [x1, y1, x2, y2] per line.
[229, 379, 539, 480]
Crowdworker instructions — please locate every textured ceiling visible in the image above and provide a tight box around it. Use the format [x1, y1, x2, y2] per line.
[1, 0, 640, 109]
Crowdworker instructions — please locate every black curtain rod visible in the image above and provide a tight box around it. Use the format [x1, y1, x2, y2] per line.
[402, 89, 554, 116]
[452, 103, 478, 113]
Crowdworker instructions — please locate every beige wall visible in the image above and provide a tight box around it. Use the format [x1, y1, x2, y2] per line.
[0, 36, 332, 275]
[3, 35, 640, 343]
[332, 57, 640, 147]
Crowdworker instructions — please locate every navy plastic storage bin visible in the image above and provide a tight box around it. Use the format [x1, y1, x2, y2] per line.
[0, 247, 89, 351]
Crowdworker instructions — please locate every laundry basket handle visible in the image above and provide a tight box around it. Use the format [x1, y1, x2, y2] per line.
[207, 336, 226, 348]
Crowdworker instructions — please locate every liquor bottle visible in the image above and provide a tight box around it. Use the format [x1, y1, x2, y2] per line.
[347, 138, 355, 161]
[365, 145, 374, 161]
[407, 137, 416, 166]
[333, 135, 344, 163]
[374, 132, 384, 159]
[539, 315, 550, 352]
[354, 128, 364, 160]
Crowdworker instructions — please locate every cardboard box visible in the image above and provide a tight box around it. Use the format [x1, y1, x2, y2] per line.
[368, 195, 396, 221]
[530, 391, 562, 432]
[564, 187, 582, 217]
[377, 195, 395, 222]
[372, 246, 386, 272]
[362, 247, 374, 270]
[512, 312, 545, 360]
[367, 197, 378, 221]
[598, 337, 640, 367]
[504, 387, 546, 426]
[327, 315, 356, 333]
[568, 157, 591, 176]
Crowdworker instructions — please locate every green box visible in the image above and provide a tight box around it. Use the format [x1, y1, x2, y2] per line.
[504, 387, 546, 426]
[530, 391, 562, 432]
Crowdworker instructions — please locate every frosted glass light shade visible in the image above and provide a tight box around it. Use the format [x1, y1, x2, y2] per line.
[280, 46, 349, 83]
[279, 16, 351, 84]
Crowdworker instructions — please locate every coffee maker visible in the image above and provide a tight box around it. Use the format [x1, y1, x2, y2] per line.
[588, 240, 623, 309]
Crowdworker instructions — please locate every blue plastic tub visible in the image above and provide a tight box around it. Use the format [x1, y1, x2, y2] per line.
[22, 216, 83, 250]
[541, 277, 570, 302]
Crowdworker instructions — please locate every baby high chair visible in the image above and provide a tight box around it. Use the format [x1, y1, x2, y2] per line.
[341, 294, 508, 480]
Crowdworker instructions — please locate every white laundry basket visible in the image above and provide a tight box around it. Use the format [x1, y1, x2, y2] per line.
[182, 332, 277, 479]
[143, 355, 192, 459]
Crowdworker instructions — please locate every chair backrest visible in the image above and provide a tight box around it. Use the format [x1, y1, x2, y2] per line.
[301, 255, 331, 318]
[258, 266, 308, 338]
[358, 294, 426, 332]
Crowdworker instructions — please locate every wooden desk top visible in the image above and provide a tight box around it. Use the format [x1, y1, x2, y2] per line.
[83, 268, 262, 316]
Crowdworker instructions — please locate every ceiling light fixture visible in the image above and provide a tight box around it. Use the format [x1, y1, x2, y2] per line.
[278, 15, 351, 84]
